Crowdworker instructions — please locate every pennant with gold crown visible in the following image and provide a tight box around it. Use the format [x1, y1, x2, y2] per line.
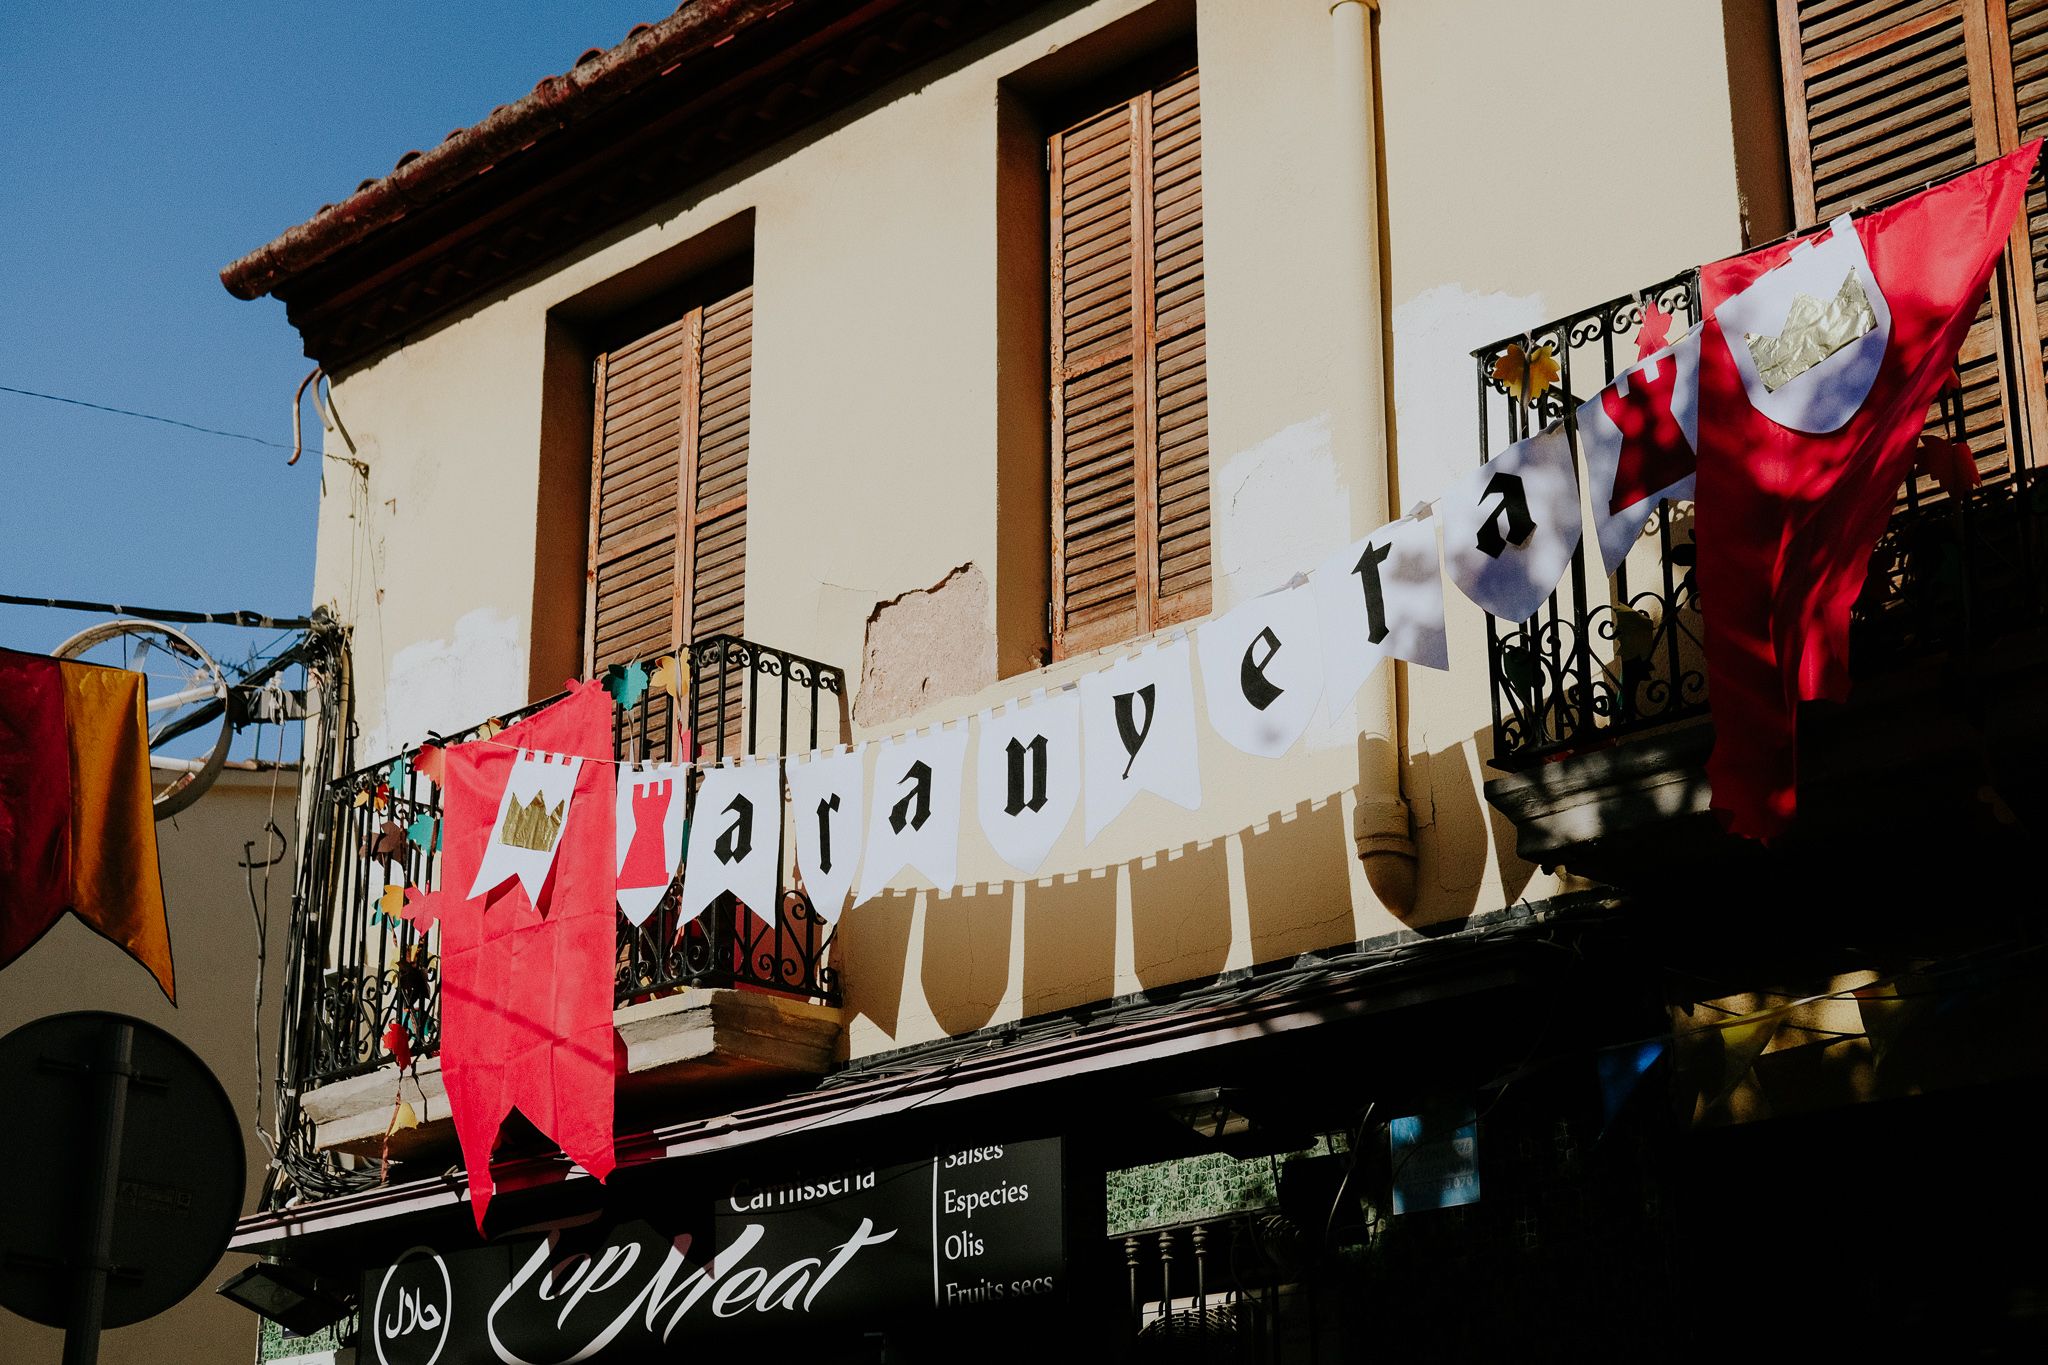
[468, 748, 585, 903]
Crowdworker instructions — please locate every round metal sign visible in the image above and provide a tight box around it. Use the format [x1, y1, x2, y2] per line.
[0, 1011, 245, 1328]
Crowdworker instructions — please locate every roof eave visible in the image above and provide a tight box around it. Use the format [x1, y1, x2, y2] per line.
[218, 0, 798, 303]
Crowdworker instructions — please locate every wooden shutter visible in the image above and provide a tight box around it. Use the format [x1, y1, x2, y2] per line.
[588, 313, 691, 673]
[1778, 0, 2047, 482]
[688, 285, 752, 755]
[1049, 62, 1209, 659]
[2005, 0, 2048, 441]
[586, 276, 752, 753]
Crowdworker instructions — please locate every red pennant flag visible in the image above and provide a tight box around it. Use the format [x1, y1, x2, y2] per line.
[1636, 297, 1674, 358]
[432, 679, 618, 1227]
[1695, 143, 2038, 838]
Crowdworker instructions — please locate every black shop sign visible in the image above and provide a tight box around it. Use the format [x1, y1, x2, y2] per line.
[364, 1137, 1063, 1364]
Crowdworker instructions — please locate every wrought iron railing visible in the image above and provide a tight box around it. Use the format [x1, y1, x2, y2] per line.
[1474, 268, 2048, 771]
[1119, 1213, 1316, 1361]
[283, 635, 847, 1091]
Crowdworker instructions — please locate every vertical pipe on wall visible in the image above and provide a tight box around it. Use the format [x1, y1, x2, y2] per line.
[1329, 0, 1417, 913]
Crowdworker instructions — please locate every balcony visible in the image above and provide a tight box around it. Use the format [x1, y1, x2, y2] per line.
[1473, 270, 2048, 885]
[277, 635, 849, 1167]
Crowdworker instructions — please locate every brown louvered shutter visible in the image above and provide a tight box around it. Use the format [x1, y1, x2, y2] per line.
[588, 314, 690, 674]
[1049, 62, 1209, 660]
[1778, 0, 2047, 482]
[686, 285, 751, 755]
[586, 277, 752, 753]
[2005, 0, 2048, 446]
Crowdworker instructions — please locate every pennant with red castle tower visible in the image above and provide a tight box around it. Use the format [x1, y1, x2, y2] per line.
[1577, 320, 1702, 576]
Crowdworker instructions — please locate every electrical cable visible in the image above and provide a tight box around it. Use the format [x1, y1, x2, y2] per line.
[0, 382, 298, 451]
[0, 591, 311, 630]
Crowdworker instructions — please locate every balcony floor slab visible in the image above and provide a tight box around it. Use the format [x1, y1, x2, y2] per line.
[300, 988, 843, 1160]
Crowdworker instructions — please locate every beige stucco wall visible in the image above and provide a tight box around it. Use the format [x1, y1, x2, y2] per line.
[304, 0, 1753, 1061]
[0, 766, 296, 1365]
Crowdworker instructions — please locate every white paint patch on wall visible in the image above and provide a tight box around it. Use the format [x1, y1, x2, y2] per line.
[362, 607, 527, 757]
[1391, 283, 1550, 511]
[1213, 414, 1349, 607]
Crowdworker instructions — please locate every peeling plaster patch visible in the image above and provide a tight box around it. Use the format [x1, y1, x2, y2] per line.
[1391, 283, 1550, 510]
[1214, 415, 1349, 605]
[855, 564, 997, 728]
[363, 607, 525, 757]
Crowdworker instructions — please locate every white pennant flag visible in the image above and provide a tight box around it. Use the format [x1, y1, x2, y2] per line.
[1442, 424, 1583, 623]
[469, 749, 584, 903]
[614, 762, 691, 925]
[976, 691, 1082, 877]
[1576, 323, 1701, 575]
[859, 725, 970, 897]
[1313, 513, 1449, 717]
[1196, 584, 1323, 759]
[785, 745, 865, 923]
[677, 758, 782, 922]
[1080, 636, 1202, 842]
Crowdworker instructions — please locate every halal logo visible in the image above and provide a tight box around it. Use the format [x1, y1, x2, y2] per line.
[373, 1246, 452, 1365]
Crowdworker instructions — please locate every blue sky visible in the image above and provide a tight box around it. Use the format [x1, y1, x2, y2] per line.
[0, 2, 656, 685]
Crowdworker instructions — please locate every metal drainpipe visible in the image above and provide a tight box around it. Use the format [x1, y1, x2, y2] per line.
[1330, 0, 1417, 914]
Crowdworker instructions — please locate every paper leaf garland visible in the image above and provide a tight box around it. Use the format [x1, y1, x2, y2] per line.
[1442, 424, 1583, 623]
[1313, 514, 1449, 719]
[1491, 341, 1560, 405]
[678, 760, 783, 923]
[614, 762, 690, 925]
[648, 654, 686, 704]
[383, 1019, 415, 1072]
[975, 693, 1082, 877]
[1914, 434, 1979, 497]
[859, 726, 971, 898]
[785, 746, 866, 922]
[371, 818, 407, 870]
[467, 749, 584, 905]
[1196, 584, 1324, 759]
[398, 886, 442, 933]
[606, 660, 649, 711]
[405, 812, 438, 853]
[1079, 637, 1202, 842]
[1636, 297, 1673, 358]
[415, 744, 446, 788]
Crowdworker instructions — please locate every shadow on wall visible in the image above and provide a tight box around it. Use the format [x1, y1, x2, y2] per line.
[1236, 797, 1355, 968]
[835, 730, 1551, 1048]
[1131, 838, 1231, 990]
[921, 883, 1015, 1038]
[839, 889, 916, 1041]
[1404, 730, 1538, 929]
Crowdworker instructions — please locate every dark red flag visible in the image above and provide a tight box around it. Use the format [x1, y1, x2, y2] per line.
[1695, 143, 2038, 838]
